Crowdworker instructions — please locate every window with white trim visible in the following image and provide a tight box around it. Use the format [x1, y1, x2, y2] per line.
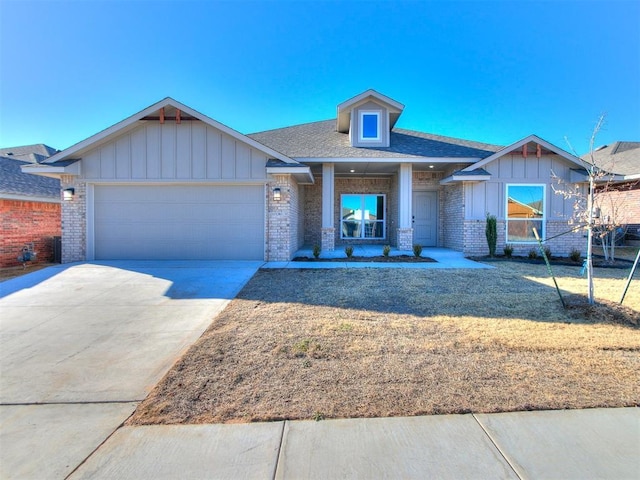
[506, 184, 545, 242]
[359, 111, 381, 142]
[341, 194, 385, 239]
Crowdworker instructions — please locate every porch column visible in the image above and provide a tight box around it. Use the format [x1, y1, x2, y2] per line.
[397, 163, 413, 250]
[321, 163, 335, 251]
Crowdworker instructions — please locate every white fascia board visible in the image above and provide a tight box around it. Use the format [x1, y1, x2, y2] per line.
[267, 165, 315, 184]
[20, 162, 81, 177]
[43, 98, 298, 166]
[266, 166, 312, 175]
[297, 157, 482, 163]
[440, 174, 491, 185]
[0, 193, 60, 203]
[463, 134, 583, 172]
[337, 89, 405, 112]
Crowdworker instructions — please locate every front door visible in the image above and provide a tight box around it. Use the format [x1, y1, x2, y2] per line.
[412, 191, 438, 246]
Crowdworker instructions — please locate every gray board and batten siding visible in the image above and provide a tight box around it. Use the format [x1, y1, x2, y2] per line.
[80, 121, 268, 260]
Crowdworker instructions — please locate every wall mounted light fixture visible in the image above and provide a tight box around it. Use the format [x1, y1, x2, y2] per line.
[63, 188, 75, 201]
[273, 187, 281, 201]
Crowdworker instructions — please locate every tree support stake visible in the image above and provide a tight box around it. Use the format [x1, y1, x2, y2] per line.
[533, 227, 566, 308]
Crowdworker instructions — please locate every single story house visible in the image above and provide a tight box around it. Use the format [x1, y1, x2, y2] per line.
[22, 90, 588, 262]
[1, 145, 61, 266]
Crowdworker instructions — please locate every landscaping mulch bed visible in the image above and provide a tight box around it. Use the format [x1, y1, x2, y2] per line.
[293, 255, 437, 263]
[0, 263, 55, 282]
[129, 262, 639, 426]
[469, 255, 635, 269]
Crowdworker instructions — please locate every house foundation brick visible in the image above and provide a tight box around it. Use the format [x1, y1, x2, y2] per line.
[397, 228, 413, 250]
[321, 228, 335, 251]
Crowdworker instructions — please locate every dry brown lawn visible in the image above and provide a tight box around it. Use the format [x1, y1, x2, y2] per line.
[130, 261, 640, 425]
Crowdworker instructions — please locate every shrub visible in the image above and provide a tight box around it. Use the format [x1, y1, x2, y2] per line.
[382, 245, 391, 257]
[528, 248, 538, 259]
[312, 244, 321, 258]
[485, 213, 497, 257]
[503, 244, 513, 258]
[345, 246, 354, 258]
[569, 248, 581, 262]
[413, 244, 422, 257]
[543, 246, 552, 259]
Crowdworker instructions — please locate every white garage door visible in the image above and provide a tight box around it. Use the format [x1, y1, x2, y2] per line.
[93, 185, 265, 260]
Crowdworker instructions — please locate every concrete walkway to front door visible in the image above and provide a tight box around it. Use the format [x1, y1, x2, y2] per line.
[265, 246, 493, 269]
[0, 261, 261, 479]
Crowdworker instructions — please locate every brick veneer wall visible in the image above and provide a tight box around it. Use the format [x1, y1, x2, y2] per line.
[334, 177, 394, 246]
[595, 185, 640, 225]
[462, 219, 585, 257]
[266, 174, 303, 261]
[303, 177, 322, 246]
[303, 176, 397, 247]
[60, 177, 86, 263]
[443, 184, 464, 251]
[0, 199, 61, 267]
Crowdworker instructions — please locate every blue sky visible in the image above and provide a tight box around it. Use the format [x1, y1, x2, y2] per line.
[1, 0, 638, 155]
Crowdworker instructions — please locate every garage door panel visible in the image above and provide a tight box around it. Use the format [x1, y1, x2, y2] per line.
[94, 185, 265, 260]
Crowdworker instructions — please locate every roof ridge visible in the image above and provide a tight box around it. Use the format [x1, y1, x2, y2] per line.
[249, 119, 335, 135]
[392, 127, 504, 149]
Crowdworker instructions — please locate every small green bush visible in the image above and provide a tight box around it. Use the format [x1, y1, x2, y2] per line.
[312, 244, 321, 258]
[543, 246, 552, 259]
[485, 213, 497, 257]
[569, 248, 581, 262]
[345, 246, 354, 258]
[503, 244, 513, 258]
[382, 245, 391, 257]
[528, 249, 538, 260]
[413, 244, 422, 257]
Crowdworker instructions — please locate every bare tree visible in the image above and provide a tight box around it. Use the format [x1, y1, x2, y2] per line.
[551, 115, 634, 304]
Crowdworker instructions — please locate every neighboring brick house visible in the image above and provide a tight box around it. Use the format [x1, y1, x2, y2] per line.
[22, 91, 588, 262]
[1, 145, 61, 267]
[584, 142, 640, 243]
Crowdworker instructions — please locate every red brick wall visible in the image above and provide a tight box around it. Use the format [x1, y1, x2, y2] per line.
[595, 184, 640, 225]
[0, 199, 61, 267]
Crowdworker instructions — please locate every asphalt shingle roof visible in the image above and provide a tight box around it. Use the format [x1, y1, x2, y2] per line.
[0, 156, 60, 199]
[249, 120, 501, 159]
[0, 144, 58, 164]
[583, 142, 640, 176]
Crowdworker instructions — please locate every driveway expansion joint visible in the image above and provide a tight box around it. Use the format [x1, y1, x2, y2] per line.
[272, 420, 287, 480]
[472, 413, 523, 480]
[63, 408, 138, 480]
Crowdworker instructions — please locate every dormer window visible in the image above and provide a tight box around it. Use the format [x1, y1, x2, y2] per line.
[359, 110, 381, 142]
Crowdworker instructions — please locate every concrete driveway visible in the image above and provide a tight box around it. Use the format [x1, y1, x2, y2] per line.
[0, 261, 260, 479]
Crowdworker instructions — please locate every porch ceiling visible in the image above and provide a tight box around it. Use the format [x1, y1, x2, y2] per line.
[308, 161, 470, 176]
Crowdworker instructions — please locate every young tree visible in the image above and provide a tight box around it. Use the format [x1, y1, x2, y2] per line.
[551, 115, 633, 304]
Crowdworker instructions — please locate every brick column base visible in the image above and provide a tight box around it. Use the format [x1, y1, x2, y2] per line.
[397, 228, 413, 251]
[321, 227, 335, 251]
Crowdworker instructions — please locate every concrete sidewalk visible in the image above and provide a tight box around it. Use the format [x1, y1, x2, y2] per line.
[68, 408, 639, 479]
